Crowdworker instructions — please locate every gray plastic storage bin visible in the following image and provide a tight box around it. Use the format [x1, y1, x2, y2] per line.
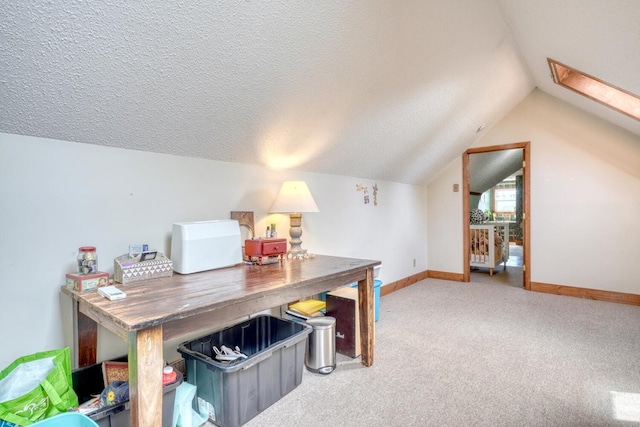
[178, 315, 311, 427]
[72, 356, 182, 427]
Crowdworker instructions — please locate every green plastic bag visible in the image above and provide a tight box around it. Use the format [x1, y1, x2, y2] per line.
[0, 348, 78, 426]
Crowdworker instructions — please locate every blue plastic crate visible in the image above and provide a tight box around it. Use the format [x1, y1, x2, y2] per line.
[31, 413, 99, 427]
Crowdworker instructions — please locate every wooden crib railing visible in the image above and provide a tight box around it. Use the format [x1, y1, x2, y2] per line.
[470, 223, 509, 275]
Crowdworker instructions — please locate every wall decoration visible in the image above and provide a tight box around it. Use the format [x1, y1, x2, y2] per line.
[231, 211, 255, 260]
[372, 183, 378, 206]
[356, 184, 369, 204]
[356, 183, 379, 206]
[230, 211, 255, 239]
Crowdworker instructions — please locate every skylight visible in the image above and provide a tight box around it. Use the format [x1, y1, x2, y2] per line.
[548, 58, 640, 121]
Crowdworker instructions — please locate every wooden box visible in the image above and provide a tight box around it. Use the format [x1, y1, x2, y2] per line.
[326, 287, 361, 358]
[245, 238, 287, 264]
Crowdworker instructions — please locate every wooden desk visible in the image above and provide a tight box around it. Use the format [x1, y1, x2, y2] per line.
[62, 255, 380, 427]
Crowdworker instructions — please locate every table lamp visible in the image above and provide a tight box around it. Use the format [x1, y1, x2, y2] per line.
[269, 181, 319, 256]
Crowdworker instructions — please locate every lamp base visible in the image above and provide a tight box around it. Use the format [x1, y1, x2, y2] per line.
[287, 213, 307, 255]
[288, 249, 308, 257]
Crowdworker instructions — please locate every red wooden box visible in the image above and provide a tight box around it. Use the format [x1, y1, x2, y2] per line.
[244, 238, 287, 264]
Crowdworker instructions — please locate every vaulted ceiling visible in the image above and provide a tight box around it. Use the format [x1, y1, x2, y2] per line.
[1, 1, 639, 186]
[468, 148, 523, 195]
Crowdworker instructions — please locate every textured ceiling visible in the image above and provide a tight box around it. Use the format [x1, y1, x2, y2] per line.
[1, 1, 638, 186]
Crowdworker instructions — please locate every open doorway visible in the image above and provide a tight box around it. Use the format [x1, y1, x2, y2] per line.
[463, 142, 531, 290]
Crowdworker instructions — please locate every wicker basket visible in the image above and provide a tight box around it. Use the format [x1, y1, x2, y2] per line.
[102, 361, 129, 387]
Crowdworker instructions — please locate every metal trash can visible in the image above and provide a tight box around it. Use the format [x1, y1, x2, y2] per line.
[305, 316, 336, 374]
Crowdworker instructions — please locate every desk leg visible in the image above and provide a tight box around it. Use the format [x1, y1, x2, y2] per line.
[128, 326, 163, 427]
[73, 301, 97, 368]
[357, 267, 375, 366]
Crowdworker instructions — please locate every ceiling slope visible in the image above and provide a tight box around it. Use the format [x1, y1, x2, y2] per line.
[1, 1, 637, 185]
[469, 149, 523, 195]
[0, 1, 533, 185]
[496, 0, 640, 137]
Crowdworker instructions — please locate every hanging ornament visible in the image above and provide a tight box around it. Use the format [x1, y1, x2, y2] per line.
[372, 183, 379, 206]
[356, 184, 369, 205]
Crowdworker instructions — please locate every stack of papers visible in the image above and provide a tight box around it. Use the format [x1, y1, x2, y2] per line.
[288, 299, 325, 316]
[98, 285, 127, 300]
[76, 396, 102, 415]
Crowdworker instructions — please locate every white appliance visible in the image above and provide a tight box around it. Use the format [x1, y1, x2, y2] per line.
[171, 219, 243, 274]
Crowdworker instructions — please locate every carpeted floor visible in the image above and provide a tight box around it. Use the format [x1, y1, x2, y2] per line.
[236, 276, 640, 427]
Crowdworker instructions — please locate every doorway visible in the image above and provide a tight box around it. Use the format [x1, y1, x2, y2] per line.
[463, 142, 531, 290]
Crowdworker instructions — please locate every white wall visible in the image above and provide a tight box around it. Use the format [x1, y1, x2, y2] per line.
[426, 157, 464, 273]
[427, 89, 640, 293]
[0, 133, 427, 368]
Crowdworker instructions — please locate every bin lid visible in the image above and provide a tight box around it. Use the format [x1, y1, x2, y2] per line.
[306, 316, 335, 329]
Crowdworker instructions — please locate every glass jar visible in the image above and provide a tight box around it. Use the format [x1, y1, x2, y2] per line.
[77, 246, 98, 275]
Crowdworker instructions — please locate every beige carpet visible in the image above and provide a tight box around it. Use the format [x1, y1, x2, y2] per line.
[234, 276, 640, 427]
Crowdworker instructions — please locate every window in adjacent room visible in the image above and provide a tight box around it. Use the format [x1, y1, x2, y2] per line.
[548, 58, 640, 121]
[493, 181, 516, 214]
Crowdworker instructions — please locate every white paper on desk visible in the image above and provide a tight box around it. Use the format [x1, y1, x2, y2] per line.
[98, 285, 126, 300]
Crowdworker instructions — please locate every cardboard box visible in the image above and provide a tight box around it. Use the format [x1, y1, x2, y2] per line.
[66, 271, 110, 292]
[114, 253, 173, 284]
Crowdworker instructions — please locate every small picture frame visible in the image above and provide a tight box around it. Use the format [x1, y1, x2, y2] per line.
[139, 251, 157, 262]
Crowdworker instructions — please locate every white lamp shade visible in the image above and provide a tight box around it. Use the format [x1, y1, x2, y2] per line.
[270, 181, 319, 213]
